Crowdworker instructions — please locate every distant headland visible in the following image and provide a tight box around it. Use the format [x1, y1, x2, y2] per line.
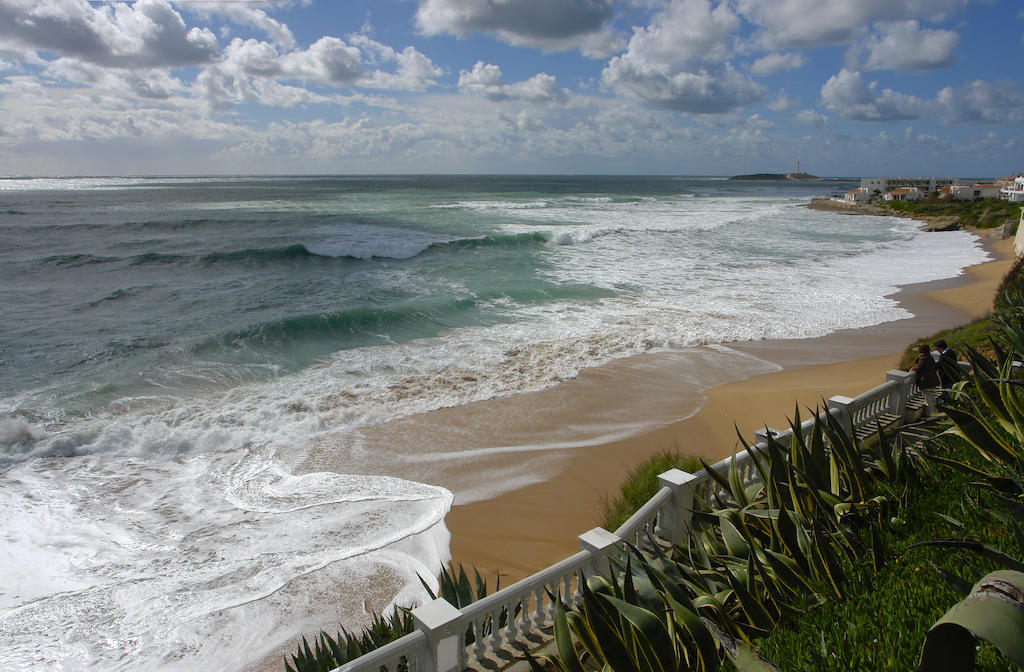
[728, 172, 821, 181]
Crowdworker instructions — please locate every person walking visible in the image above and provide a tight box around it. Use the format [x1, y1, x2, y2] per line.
[911, 343, 941, 416]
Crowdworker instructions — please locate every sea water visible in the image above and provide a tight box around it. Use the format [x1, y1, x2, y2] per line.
[0, 175, 989, 670]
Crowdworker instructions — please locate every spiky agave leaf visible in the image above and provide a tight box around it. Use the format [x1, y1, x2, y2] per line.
[918, 570, 1024, 670]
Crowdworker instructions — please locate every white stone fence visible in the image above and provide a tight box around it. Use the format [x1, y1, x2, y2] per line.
[331, 369, 924, 672]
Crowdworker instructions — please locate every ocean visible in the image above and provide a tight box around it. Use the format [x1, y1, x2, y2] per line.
[0, 175, 990, 670]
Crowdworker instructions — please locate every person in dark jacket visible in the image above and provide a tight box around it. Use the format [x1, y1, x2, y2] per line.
[934, 339, 959, 400]
[911, 343, 941, 416]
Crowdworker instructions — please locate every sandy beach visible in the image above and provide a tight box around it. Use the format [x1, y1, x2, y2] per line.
[444, 233, 1016, 585]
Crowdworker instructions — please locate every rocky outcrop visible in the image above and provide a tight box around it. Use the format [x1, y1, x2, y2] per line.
[922, 216, 961, 232]
[806, 198, 961, 231]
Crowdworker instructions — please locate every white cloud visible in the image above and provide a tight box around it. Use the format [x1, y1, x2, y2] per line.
[619, 0, 739, 68]
[279, 37, 365, 85]
[750, 52, 805, 76]
[415, 0, 623, 57]
[199, 34, 441, 113]
[600, 0, 763, 113]
[861, 21, 958, 71]
[0, 0, 219, 68]
[734, 0, 968, 49]
[458, 62, 568, 103]
[937, 80, 1024, 125]
[820, 69, 928, 121]
[348, 35, 443, 91]
[189, 1, 296, 49]
[44, 57, 186, 99]
[795, 109, 832, 130]
[766, 90, 796, 111]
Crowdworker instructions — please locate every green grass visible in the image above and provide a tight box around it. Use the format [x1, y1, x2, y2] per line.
[897, 256, 1024, 369]
[898, 316, 999, 370]
[599, 449, 703, 531]
[754, 435, 1017, 671]
[881, 198, 1022, 230]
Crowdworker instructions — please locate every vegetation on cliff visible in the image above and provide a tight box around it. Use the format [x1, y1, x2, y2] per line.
[881, 197, 1022, 230]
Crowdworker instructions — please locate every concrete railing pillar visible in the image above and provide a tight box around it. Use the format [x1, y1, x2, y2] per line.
[412, 598, 465, 672]
[886, 370, 915, 421]
[827, 395, 855, 437]
[654, 469, 701, 543]
[579, 527, 621, 578]
[753, 427, 781, 445]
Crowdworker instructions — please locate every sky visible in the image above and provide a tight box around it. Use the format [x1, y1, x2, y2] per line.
[0, 0, 1022, 177]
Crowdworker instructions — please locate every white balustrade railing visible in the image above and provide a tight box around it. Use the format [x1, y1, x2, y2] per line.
[459, 550, 592, 661]
[847, 381, 899, 430]
[334, 630, 427, 672]
[331, 369, 930, 672]
[614, 485, 672, 546]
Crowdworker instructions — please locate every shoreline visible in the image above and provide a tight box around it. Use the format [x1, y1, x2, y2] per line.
[444, 232, 1015, 584]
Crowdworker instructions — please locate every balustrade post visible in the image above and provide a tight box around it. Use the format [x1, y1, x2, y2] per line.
[412, 598, 465, 672]
[579, 527, 621, 578]
[654, 469, 700, 544]
[753, 427, 780, 446]
[827, 395, 855, 437]
[886, 370, 915, 422]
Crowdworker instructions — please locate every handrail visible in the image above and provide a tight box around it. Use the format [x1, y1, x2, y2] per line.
[461, 549, 591, 619]
[332, 630, 427, 672]
[458, 550, 593, 660]
[615, 485, 672, 544]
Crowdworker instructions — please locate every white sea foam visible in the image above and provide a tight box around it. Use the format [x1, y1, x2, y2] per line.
[0, 445, 452, 671]
[541, 227, 622, 245]
[432, 199, 550, 210]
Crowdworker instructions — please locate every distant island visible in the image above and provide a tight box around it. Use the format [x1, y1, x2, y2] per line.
[729, 172, 821, 181]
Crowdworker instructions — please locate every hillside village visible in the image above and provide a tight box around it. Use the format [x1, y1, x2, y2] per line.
[844, 174, 1024, 203]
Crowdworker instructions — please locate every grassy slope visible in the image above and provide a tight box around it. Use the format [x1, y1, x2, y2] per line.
[600, 450, 703, 531]
[881, 197, 1022, 229]
[754, 436, 1015, 671]
[898, 255, 1024, 369]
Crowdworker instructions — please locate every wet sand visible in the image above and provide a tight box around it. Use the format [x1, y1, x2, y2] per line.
[444, 234, 1015, 584]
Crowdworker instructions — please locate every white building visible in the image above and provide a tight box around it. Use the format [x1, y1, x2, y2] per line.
[884, 187, 924, 202]
[1000, 175, 1024, 202]
[844, 187, 871, 203]
[861, 176, 960, 195]
[949, 183, 1001, 200]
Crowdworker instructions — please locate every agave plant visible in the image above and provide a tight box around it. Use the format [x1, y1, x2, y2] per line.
[285, 562, 497, 672]
[284, 607, 414, 672]
[524, 556, 727, 672]
[421, 561, 509, 646]
[911, 316, 1024, 670]
[530, 404, 930, 672]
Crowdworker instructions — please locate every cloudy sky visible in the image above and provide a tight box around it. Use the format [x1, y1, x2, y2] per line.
[1, 0, 1022, 176]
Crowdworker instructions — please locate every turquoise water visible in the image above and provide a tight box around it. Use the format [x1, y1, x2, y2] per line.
[0, 176, 990, 670]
